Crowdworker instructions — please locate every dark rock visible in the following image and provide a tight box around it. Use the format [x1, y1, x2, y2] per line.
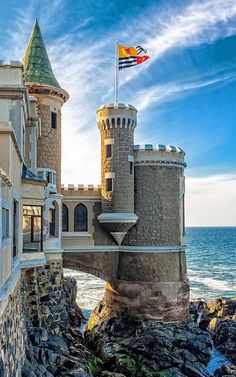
[213, 319, 236, 364]
[85, 318, 213, 377]
[63, 277, 85, 327]
[182, 362, 211, 377]
[101, 372, 127, 377]
[214, 364, 236, 377]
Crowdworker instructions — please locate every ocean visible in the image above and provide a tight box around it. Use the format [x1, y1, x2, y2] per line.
[64, 227, 236, 310]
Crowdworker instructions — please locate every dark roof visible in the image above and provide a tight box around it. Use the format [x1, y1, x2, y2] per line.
[22, 19, 60, 88]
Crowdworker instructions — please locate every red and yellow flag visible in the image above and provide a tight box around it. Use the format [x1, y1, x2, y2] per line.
[118, 45, 149, 70]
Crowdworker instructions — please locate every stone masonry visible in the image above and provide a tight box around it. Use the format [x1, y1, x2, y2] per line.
[36, 101, 62, 191]
[97, 104, 137, 213]
[0, 280, 27, 377]
[124, 165, 184, 246]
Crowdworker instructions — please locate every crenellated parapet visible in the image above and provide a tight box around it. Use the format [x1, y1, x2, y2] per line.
[134, 144, 186, 168]
[97, 103, 137, 130]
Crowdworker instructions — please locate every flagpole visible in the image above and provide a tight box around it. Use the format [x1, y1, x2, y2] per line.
[115, 40, 119, 107]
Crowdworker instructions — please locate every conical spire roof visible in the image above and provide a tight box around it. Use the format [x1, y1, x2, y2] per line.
[22, 20, 60, 88]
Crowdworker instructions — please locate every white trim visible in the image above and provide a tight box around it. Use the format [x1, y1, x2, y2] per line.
[105, 172, 115, 179]
[104, 138, 114, 145]
[62, 245, 185, 253]
[62, 197, 101, 201]
[98, 212, 138, 223]
[62, 232, 92, 238]
[0, 257, 46, 302]
[120, 245, 185, 253]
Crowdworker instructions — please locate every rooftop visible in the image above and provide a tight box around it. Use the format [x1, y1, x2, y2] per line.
[22, 19, 60, 89]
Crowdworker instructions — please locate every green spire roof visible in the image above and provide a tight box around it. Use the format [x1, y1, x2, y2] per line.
[22, 19, 60, 88]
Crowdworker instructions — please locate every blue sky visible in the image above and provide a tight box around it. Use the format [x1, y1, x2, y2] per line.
[1, 0, 236, 225]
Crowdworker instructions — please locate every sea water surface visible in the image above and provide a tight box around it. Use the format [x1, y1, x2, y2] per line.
[64, 227, 236, 309]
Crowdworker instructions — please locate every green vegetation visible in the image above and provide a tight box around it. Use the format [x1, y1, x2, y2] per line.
[87, 356, 104, 375]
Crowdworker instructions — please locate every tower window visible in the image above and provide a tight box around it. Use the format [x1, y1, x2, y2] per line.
[106, 144, 112, 158]
[74, 204, 88, 232]
[51, 112, 57, 129]
[49, 202, 56, 236]
[130, 161, 133, 175]
[62, 204, 69, 232]
[106, 178, 113, 192]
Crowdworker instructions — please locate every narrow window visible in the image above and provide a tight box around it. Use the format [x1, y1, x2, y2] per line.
[2, 208, 9, 239]
[62, 204, 69, 232]
[129, 161, 133, 175]
[51, 112, 57, 129]
[13, 200, 19, 259]
[106, 178, 113, 192]
[74, 204, 88, 232]
[106, 144, 112, 158]
[49, 202, 56, 236]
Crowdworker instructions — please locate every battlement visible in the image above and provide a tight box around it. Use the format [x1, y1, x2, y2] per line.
[0, 60, 23, 68]
[134, 144, 186, 167]
[134, 144, 185, 154]
[97, 103, 137, 111]
[97, 103, 137, 131]
[61, 184, 101, 197]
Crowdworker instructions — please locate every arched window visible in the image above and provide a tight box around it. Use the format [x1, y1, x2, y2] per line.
[49, 201, 57, 236]
[74, 204, 88, 232]
[62, 204, 69, 232]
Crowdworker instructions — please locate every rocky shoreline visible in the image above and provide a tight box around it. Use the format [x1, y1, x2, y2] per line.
[22, 278, 236, 377]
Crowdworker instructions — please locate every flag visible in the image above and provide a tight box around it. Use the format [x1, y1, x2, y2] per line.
[118, 45, 149, 70]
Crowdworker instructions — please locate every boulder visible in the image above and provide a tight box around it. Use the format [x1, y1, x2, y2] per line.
[85, 317, 213, 377]
[63, 277, 85, 327]
[214, 364, 236, 376]
[212, 320, 236, 364]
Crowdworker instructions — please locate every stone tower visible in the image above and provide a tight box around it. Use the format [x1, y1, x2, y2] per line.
[23, 20, 69, 191]
[96, 103, 138, 245]
[95, 103, 189, 322]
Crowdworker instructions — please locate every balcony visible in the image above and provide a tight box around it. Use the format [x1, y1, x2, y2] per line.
[36, 168, 57, 193]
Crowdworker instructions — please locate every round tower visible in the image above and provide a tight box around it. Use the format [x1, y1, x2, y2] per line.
[22, 20, 69, 192]
[96, 103, 138, 244]
[94, 144, 189, 323]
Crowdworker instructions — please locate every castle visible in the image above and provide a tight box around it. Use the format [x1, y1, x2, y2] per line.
[0, 20, 189, 375]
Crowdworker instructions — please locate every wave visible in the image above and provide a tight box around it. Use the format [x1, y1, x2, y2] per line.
[190, 276, 235, 292]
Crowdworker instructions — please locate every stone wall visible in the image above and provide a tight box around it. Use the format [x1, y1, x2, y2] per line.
[124, 165, 183, 246]
[0, 258, 69, 376]
[100, 127, 134, 212]
[97, 104, 137, 214]
[93, 202, 116, 245]
[36, 101, 62, 191]
[22, 259, 68, 335]
[0, 279, 27, 377]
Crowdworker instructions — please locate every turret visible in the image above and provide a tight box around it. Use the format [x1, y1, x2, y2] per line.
[96, 103, 138, 245]
[22, 20, 69, 192]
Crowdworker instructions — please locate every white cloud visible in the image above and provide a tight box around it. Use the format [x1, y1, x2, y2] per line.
[133, 73, 236, 111]
[186, 174, 236, 226]
[121, 0, 236, 85]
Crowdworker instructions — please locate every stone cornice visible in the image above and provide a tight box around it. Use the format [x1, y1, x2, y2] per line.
[134, 160, 186, 168]
[26, 83, 69, 104]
